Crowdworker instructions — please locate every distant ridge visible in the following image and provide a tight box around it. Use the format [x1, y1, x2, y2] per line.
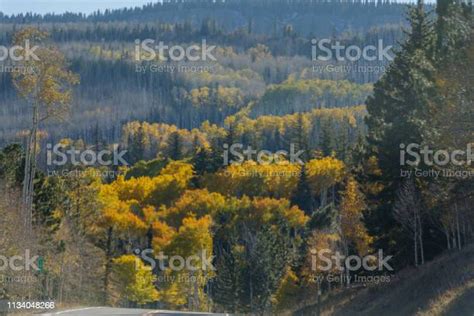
[0, 0, 425, 36]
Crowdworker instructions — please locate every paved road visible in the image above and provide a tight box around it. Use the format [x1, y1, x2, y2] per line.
[40, 307, 229, 316]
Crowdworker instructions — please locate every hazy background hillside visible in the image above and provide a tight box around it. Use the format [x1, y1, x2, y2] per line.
[0, 0, 412, 149]
[2, 0, 409, 36]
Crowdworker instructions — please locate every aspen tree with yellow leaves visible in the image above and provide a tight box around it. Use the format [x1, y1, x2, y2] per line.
[111, 255, 159, 306]
[154, 216, 214, 311]
[11, 28, 79, 232]
[338, 176, 372, 286]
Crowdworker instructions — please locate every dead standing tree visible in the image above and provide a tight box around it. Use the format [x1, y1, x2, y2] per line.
[394, 178, 425, 266]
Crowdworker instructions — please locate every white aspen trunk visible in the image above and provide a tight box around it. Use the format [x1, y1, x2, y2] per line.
[316, 281, 321, 316]
[187, 276, 192, 310]
[22, 129, 33, 225]
[340, 237, 350, 287]
[464, 200, 472, 242]
[320, 188, 327, 207]
[452, 231, 457, 249]
[27, 106, 38, 230]
[193, 271, 199, 311]
[414, 212, 418, 266]
[418, 214, 424, 265]
[462, 216, 466, 245]
[455, 203, 462, 250]
[445, 227, 451, 249]
[22, 97, 39, 236]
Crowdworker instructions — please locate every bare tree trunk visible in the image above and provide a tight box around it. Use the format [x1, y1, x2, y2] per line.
[249, 278, 254, 314]
[59, 253, 65, 304]
[192, 271, 199, 311]
[331, 185, 335, 204]
[445, 227, 451, 249]
[464, 199, 472, 242]
[22, 101, 38, 236]
[418, 214, 424, 265]
[22, 128, 33, 224]
[103, 227, 113, 305]
[462, 215, 466, 245]
[28, 107, 38, 227]
[452, 231, 457, 249]
[320, 189, 327, 208]
[342, 240, 350, 287]
[455, 203, 462, 250]
[413, 209, 418, 266]
[316, 281, 321, 316]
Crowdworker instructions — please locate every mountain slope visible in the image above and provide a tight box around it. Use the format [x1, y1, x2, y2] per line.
[296, 244, 474, 316]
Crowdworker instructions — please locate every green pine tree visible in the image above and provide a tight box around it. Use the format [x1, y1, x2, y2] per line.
[320, 119, 334, 157]
[290, 165, 314, 216]
[128, 125, 147, 164]
[166, 131, 183, 160]
[364, 0, 436, 261]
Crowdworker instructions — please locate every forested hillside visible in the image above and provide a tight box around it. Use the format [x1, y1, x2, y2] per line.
[0, 0, 472, 315]
[0, 0, 406, 148]
[1, 0, 409, 36]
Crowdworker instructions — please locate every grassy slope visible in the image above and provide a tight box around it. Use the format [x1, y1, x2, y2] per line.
[296, 244, 474, 316]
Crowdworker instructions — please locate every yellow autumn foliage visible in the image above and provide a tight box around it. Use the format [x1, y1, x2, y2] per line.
[112, 255, 159, 305]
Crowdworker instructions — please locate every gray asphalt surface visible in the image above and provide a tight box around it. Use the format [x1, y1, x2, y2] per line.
[40, 307, 228, 316]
